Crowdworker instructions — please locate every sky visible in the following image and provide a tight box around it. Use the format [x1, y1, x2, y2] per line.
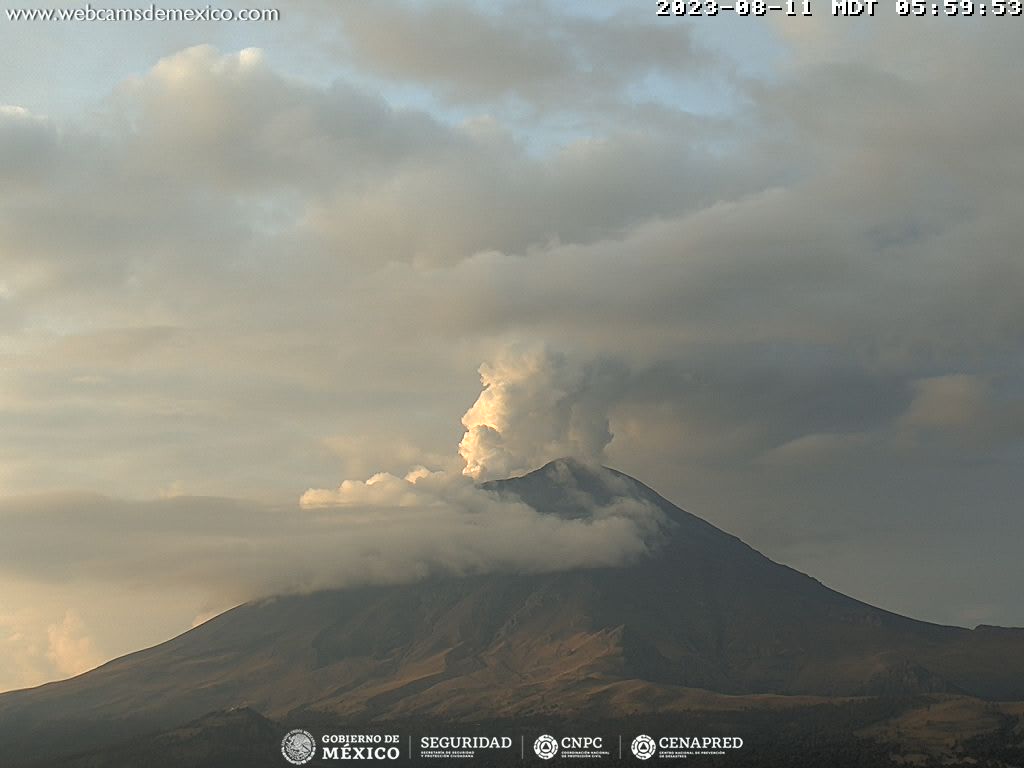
[1, 1, 1023, 692]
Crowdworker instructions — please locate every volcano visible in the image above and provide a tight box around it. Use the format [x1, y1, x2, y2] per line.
[2, 458, 1023, 764]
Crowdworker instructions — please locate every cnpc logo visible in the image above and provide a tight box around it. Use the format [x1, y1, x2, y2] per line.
[534, 734, 605, 760]
[533, 734, 558, 760]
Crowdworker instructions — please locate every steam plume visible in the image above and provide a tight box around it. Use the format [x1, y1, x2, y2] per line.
[459, 347, 622, 480]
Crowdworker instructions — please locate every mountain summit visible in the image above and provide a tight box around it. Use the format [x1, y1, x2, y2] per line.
[2, 459, 1023, 762]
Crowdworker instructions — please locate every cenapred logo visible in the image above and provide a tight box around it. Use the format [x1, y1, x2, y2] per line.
[533, 734, 559, 760]
[631, 734, 657, 760]
[282, 729, 317, 765]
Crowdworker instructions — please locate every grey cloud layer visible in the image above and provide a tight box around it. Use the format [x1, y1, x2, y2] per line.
[0, 475, 667, 601]
[336, 2, 710, 108]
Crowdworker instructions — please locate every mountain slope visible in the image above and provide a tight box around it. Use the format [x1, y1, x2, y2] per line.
[2, 458, 1023, 761]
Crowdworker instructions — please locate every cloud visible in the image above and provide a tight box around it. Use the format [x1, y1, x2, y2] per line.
[336, 2, 709, 109]
[0, 611, 50, 692]
[0, 578, 220, 693]
[0, 459, 668, 691]
[0, 105, 57, 184]
[111, 44, 450, 193]
[0, 608, 103, 692]
[901, 374, 993, 432]
[896, 374, 1024, 453]
[757, 432, 872, 468]
[459, 347, 627, 480]
[45, 611, 102, 678]
[0, 42, 767, 500]
[0, 467, 667, 611]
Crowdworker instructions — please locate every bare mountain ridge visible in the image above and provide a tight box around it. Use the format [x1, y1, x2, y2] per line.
[2, 458, 1023, 760]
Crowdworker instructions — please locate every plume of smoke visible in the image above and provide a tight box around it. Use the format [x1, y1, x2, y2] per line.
[459, 347, 625, 480]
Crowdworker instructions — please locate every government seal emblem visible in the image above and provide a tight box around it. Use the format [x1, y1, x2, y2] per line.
[281, 728, 316, 765]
